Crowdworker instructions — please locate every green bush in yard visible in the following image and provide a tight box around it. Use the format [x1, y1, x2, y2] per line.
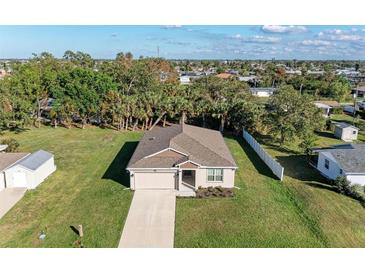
[334, 176, 351, 195]
[1, 138, 20, 152]
[334, 177, 365, 207]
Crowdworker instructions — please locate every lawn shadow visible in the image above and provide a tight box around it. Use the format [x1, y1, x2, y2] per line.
[316, 131, 337, 140]
[275, 154, 326, 183]
[102, 141, 139, 187]
[225, 135, 279, 180]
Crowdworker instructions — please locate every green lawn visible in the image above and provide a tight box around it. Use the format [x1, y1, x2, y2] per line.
[1, 126, 365, 248]
[175, 135, 365, 247]
[0, 126, 141, 247]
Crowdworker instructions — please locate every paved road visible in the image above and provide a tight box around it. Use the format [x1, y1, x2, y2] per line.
[118, 190, 176, 248]
[0, 188, 27, 219]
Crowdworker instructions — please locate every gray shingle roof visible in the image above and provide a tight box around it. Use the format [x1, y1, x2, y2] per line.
[320, 144, 365, 173]
[17, 150, 53, 171]
[335, 122, 359, 130]
[127, 124, 237, 169]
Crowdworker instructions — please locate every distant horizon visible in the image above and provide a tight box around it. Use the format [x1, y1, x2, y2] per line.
[1, 25, 365, 60]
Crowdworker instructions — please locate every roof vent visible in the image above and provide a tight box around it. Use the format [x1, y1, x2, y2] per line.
[149, 137, 156, 141]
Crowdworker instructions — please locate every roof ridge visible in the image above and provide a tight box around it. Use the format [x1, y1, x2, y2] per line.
[182, 124, 235, 164]
[172, 132, 232, 166]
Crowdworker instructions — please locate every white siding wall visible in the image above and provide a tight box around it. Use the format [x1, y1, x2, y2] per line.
[0, 172, 5, 190]
[317, 153, 342, 180]
[29, 157, 56, 189]
[346, 175, 365, 186]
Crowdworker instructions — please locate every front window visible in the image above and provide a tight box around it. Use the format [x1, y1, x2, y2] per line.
[324, 159, 329, 169]
[207, 169, 223, 182]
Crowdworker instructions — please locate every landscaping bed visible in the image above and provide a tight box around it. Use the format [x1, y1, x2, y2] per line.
[196, 186, 234, 198]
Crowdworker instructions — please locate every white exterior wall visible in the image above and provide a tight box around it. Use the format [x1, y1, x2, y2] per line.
[5, 166, 35, 188]
[29, 157, 56, 189]
[0, 172, 5, 190]
[129, 167, 235, 191]
[317, 152, 342, 180]
[346, 175, 365, 186]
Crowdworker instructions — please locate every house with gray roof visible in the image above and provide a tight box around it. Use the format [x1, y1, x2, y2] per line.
[312, 144, 365, 185]
[127, 124, 237, 196]
[0, 150, 56, 190]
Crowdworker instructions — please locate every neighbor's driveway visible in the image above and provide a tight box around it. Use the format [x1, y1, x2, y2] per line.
[118, 190, 176, 248]
[0, 188, 27, 219]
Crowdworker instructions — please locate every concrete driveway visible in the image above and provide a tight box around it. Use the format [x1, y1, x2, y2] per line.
[118, 190, 176, 248]
[0, 188, 27, 219]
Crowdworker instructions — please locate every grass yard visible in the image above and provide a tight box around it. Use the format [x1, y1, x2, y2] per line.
[175, 135, 365, 247]
[1, 124, 365, 248]
[0, 126, 141, 247]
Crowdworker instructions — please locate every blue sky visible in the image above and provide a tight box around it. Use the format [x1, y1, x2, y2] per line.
[0, 25, 364, 59]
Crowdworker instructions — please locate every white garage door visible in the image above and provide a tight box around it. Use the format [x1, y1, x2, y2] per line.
[134, 172, 176, 189]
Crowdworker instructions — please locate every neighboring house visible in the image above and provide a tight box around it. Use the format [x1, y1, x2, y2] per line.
[249, 87, 276, 97]
[179, 75, 191, 85]
[334, 122, 359, 142]
[216, 72, 235, 80]
[313, 100, 340, 117]
[312, 144, 365, 185]
[127, 124, 237, 196]
[352, 86, 365, 97]
[0, 150, 56, 190]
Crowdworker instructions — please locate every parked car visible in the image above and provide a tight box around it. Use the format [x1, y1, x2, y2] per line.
[358, 100, 365, 110]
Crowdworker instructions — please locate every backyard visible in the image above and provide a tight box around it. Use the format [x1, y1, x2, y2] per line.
[0, 125, 365, 247]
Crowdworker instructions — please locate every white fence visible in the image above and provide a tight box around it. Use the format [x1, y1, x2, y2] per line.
[243, 130, 284, 181]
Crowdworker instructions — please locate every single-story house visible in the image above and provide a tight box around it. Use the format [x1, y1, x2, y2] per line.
[334, 122, 359, 142]
[249, 87, 277, 97]
[313, 100, 340, 117]
[0, 150, 56, 190]
[312, 144, 365, 185]
[127, 124, 237, 196]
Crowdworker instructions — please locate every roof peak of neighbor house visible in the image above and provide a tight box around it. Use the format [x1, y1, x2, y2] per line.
[127, 124, 237, 169]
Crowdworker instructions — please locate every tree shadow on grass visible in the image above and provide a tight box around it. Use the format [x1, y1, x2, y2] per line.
[225, 135, 279, 180]
[315, 131, 337, 140]
[102, 141, 139, 188]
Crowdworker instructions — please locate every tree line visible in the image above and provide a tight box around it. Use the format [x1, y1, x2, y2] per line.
[0, 51, 325, 151]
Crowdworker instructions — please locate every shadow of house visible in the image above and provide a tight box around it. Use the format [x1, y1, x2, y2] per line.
[225, 135, 278, 180]
[102, 141, 139, 188]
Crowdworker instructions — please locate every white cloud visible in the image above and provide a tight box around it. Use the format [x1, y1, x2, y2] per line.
[232, 34, 281, 43]
[262, 25, 307, 33]
[162, 25, 182, 29]
[301, 40, 332, 46]
[318, 28, 364, 42]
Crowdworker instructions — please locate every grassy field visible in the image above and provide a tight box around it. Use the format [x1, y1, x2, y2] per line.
[1, 125, 365, 248]
[0, 127, 141, 247]
[175, 122, 365, 247]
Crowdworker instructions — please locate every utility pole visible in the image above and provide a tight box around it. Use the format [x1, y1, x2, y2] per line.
[157, 46, 160, 58]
